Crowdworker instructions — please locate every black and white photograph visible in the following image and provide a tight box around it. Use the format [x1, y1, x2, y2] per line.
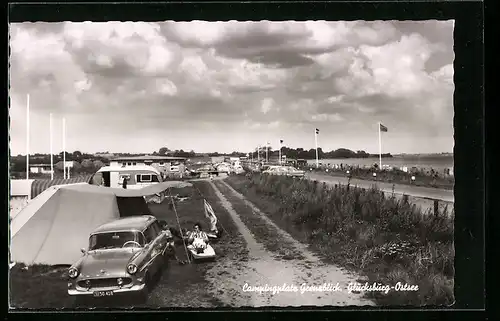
[9, 19, 455, 309]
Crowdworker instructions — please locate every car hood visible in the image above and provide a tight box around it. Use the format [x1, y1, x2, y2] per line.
[78, 249, 140, 278]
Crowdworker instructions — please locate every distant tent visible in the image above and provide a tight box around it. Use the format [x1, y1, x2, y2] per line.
[30, 175, 93, 199]
[10, 181, 192, 265]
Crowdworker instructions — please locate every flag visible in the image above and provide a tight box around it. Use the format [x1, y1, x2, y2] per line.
[204, 199, 218, 232]
[315, 128, 319, 134]
[379, 123, 388, 132]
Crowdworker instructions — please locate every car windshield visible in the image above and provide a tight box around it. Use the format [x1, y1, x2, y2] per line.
[89, 231, 145, 250]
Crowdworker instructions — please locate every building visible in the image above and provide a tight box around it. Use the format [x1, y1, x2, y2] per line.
[29, 164, 52, 174]
[54, 161, 76, 171]
[109, 155, 187, 178]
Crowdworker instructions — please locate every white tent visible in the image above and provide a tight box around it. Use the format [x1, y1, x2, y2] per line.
[10, 181, 192, 266]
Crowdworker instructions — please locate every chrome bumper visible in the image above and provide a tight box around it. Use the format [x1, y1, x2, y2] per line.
[68, 283, 146, 296]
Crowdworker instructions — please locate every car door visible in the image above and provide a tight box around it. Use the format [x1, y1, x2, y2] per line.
[148, 221, 168, 274]
[151, 221, 168, 258]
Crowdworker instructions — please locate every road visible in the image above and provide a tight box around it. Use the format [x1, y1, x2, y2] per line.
[306, 172, 454, 203]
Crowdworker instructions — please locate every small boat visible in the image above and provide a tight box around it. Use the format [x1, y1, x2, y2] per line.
[187, 243, 216, 261]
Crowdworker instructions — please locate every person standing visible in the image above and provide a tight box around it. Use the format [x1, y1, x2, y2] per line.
[122, 177, 128, 189]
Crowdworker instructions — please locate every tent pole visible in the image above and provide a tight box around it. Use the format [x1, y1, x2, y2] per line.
[169, 189, 191, 264]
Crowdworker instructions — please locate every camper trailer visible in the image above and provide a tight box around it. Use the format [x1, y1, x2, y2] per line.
[91, 165, 163, 189]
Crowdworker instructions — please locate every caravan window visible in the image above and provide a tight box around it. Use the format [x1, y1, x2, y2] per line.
[152, 175, 160, 182]
[137, 174, 152, 182]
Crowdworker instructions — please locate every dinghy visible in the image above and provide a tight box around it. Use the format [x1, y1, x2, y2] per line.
[187, 239, 216, 261]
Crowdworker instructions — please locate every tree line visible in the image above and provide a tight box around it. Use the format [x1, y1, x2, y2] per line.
[9, 151, 108, 174]
[153, 147, 392, 159]
[248, 147, 392, 160]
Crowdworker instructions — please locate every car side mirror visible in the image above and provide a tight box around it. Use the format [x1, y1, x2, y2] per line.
[80, 248, 87, 254]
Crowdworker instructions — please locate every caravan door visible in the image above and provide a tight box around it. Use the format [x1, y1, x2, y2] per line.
[110, 171, 120, 188]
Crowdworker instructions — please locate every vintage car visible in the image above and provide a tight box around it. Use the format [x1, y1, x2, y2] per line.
[67, 215, 173, 301]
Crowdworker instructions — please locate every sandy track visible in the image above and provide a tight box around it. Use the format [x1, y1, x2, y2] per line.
[205, 180, 375, 307]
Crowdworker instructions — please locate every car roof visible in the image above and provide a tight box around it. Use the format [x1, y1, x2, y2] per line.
[97, 165, 161, 175]
[92, 215, 157, 234]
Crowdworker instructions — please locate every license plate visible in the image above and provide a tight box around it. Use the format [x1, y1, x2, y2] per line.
[93, 290, 114, 297]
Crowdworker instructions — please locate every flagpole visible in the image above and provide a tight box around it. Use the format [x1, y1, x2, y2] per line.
[378, 122, 382, 170]
[315, 130, 319, 168]
[26, 94, 30, 180]
[257, 145, 260, 163]
[63, 117, 66, 179]
[266, 142, 269, 164]
[50, 113, 54, 180]
[279, 141, 282, 165]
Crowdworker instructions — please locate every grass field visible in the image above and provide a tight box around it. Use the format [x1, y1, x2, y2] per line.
[225, 174, 455, 306]
[9, 181, 247, 309]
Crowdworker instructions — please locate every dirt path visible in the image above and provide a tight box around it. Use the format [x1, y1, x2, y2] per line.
[205, 180, 375, 307]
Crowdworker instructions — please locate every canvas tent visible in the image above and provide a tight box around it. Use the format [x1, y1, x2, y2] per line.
[10, 181, 192, 266]
[30, 175, 93, 199]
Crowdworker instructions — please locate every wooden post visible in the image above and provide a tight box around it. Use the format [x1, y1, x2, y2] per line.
[434, 199, 439, 217]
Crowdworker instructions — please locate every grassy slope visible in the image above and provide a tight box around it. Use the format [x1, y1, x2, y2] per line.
[225, 174, 454, 306]
[9, 181, 247, 309]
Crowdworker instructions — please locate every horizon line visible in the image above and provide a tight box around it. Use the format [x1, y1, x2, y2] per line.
[10, 150, 454, 157]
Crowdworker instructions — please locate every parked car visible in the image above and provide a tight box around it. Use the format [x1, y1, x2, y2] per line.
[67, 215, 173, 302]
[284, 166, 306, 177]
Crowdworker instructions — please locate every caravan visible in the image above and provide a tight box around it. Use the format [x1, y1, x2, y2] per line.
[92, 165, 163, 189]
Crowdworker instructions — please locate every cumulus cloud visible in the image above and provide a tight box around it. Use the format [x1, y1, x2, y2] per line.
[8, 20, 454, 154]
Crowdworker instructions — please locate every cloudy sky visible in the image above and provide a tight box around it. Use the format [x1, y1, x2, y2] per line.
[9, 20, 454, 155]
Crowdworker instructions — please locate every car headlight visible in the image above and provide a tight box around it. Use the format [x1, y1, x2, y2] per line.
[68, 267, 79, 279]
[127, 263, 138, 275]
